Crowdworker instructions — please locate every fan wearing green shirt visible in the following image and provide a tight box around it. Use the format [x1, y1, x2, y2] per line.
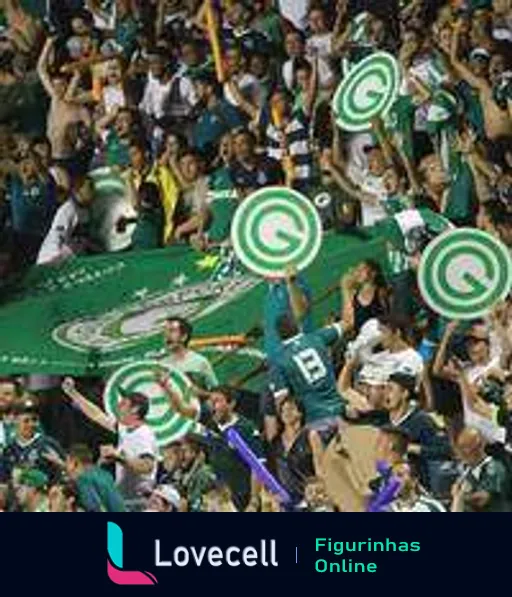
[271, 314, 347, 425]
[191, 70, 245, 162]
[65, 444, 126, 513]
[15, 468, 49, 513]
[159, 317, 219, 400]
[0, 403, 65, 484]
[117, 182, 165, 250]
[96, 107, 134, 169]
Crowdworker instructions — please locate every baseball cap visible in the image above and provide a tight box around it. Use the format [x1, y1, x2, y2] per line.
[388, 372, 417, 395]
[18, 469, 49, 490]
[152, 485, 181, 510]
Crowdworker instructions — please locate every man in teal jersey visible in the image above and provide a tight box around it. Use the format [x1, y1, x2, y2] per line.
[271, 315, 347, 424]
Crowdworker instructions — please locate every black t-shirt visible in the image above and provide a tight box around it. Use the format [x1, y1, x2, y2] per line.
[353, 290, 386, 334]
[229, 157, 283, 191]
[269, 424, 338, 504]
[270, 430, 315, 504]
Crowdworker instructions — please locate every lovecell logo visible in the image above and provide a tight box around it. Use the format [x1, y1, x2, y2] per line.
[107, 522, 158, 586]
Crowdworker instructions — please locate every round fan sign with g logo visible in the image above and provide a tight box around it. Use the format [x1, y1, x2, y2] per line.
[231, 187, 323, 277]
[104, 361, 200, 447]
[418, 229, 512, 320]
[333, 52, 400, 132]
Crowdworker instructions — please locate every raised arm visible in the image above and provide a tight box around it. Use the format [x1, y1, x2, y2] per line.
[340, 270, 357, 333]
[284, 265, 310, 325]
[337, 357, 373, 414]
[155, 0, 166, 39]
[491, 303, 512, 367]
[37, 37, 58, 98]
[303, 55, 319, 118]
[61, 377, 116, 433]
[371, 117, 394, 167]
[225, 78, 259, 121]
[327, 151, 380, 206]
[449, 19, 489, 92]
[156, 372, 199, 420]
[432, 321, 459, 381]
[332, 0, 349, 41]
[457, 367, 494, 420]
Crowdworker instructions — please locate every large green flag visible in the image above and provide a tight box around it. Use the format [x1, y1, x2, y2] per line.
[0, 233, 387, 389]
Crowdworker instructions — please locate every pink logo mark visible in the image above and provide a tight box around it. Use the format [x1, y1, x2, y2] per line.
[107, 522, 158, 586]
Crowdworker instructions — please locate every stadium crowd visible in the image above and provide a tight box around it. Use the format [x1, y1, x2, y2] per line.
[1, 0, 512, 512]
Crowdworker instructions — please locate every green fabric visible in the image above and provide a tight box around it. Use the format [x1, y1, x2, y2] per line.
[456, 81, 485, 140]
[274, 326, 346, 423]
[105, 131, 130, 169]
[385, 95, 416, 160]
[0, 233, 388, 391]
[76, 466, 126, 513]
[207, 196, 239, 243]
[160, 350, 218, 390]
[444, 159, 477, 225]
[253, 10, 283, 50]
[384, 193, 414, 216]
[131, 209, 164, 250]
[206, 169, 238, 243]
[425, 90, 458, 136]
[209, 168, 234, 196]
[375, 208, 452, 276]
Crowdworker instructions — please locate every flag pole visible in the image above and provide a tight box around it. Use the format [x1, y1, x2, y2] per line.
[205, 0, 225, 83]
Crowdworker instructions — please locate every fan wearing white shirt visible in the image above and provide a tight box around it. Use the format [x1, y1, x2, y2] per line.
[139, 52, 174, 124]
[100, 59, 127, 116]
[346, 142, 390, 227]
[62, 378, 158, 512]
[282, 30, 336, 93]
[277, 0, 309, 31]
[433, 320, 511, 444]
[357, 314, 424, 383]
[37, 176, 95, 266]
[306, 5, 334, 60]
[223, 45, 262, 112]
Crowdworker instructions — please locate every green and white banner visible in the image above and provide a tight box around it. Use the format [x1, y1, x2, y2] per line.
[231, 187, 323, 278]
[333, 52, 401, 132]
[418, 229, 512, 320]
[0, 234, 388, 388]
[104, 361, 199, 447]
